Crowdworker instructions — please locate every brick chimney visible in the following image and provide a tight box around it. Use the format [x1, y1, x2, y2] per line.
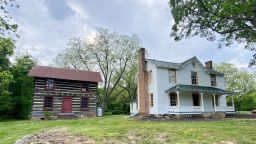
[138, 48, 149, 115]
[205, 61, 213, 69]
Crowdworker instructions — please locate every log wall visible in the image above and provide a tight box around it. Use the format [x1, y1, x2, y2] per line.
[32, 77, 98, 118]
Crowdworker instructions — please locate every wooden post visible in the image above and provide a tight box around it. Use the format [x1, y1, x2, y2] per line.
[200, 93, 204, 112]
[213, 94, 216, 112]
[176, 91, 180, 112]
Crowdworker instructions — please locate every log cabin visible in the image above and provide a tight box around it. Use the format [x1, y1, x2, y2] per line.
[28, 66, 102, 119]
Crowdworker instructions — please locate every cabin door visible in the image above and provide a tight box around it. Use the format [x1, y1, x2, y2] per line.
[62, 97, 72, 113]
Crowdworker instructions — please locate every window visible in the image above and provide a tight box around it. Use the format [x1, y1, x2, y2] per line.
[44, 96, 53, 110]
[192, 94, 200, 106]
[169, 69, 176, 84]
[81, 97, 89, 110]
[81, 82, 89, 92]
[191, 71, 197, 85]
[170, 93, 177, 106]
[45, 79, 54, 90]
[148, 70, 152, 84]
[210, 74, 217, 86]
[150, 93, 154, 107]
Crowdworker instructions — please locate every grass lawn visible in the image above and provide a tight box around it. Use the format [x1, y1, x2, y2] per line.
[1, 115, 256, 144]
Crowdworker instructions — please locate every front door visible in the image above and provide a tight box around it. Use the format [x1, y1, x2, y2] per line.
[62, 97, 72, 113]
[192, 94, 200, 106]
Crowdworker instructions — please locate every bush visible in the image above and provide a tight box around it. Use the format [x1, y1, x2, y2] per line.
[240, 95, 255, 111]
[44, 111, 53, 120]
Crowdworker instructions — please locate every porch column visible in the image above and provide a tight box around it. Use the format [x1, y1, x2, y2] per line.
[213, 94, 216, 112]
[200, 93, 204, 112]
[176, 91, 180, 112]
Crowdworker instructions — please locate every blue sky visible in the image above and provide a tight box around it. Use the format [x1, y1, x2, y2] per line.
[10, 0, 254, 68]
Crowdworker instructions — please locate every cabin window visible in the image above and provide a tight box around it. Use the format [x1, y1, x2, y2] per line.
[210, 74, 217, 86]
[150, 93, 154, 107]
[192, 94, 200, 106]
[191, 71, 197, 85]
[148, 70, 152, 84]
[81, 97, 88, 110]
[45, 79, 54, 90]
[81, 83, 89, 92]
[169, 69, 176, 84]
[44, 96, 53, 110]
[169, 93, 177, 106]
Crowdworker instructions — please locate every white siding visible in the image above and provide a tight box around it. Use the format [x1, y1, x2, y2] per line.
[176, 61, 210, 86]
[147, 62, 158, 114]
[156, 68, 176, 114]
[146, 59, 227, 115]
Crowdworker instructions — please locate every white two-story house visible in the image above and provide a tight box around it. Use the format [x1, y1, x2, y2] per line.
[134, 48, 235, 117]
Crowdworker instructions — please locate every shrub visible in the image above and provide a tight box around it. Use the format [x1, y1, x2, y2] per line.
[44, 111, 53, 120]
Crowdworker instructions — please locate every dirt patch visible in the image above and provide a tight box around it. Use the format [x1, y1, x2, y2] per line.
[154, 133, 168, 142]
[133, 113, 256, 122]
[126, 129, 168, 143]
[226, 113, 256, 119]
[15, 127, 95, 144]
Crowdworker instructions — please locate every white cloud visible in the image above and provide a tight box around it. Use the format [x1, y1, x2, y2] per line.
[8, 0, 254, 69]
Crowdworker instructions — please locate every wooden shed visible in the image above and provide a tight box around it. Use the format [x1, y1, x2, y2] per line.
[28, 66, 102, 119]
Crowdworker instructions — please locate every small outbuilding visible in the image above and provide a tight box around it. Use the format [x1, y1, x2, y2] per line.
[28, 66, 102, 119]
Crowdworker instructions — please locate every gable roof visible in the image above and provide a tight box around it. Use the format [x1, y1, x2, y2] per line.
[28, 66, 103, 82]
[146, 57, 224, 76]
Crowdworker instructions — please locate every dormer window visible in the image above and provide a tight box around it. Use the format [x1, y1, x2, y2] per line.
[191, 71, 197, 85]
[210, 74, 217, 86]
[45, 79, 54, 90]
[81, 82, 89, 92]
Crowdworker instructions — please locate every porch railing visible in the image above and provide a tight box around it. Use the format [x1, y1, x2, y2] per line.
[215, 106, 234, 112]
[168, 106, 203, 113]
[169, 106, 235, 113]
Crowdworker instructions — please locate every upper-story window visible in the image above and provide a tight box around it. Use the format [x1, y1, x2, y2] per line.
[81, 82, 89, 92]
[191, 71, 197, 85]
[148, 70, 152, 84]
[210, 74, 217, 86]
[169, 69, 176, 84]
[45, 79, 54, 90]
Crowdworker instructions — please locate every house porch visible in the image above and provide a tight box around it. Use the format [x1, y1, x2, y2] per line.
[165, 84, 235, 115]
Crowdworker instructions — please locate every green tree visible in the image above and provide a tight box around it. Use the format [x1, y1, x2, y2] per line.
[0, 0, 18, 119]
[9, 54, 37, 119]
[55, 28, 141, 110]
[0, 71, 13, 118]
[169, 0, 256, 66]
[0, 0, 18, 70]
[214, 63, 256, 111]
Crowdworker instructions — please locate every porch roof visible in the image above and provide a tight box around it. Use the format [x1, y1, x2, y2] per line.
[165, 84, 234, 95]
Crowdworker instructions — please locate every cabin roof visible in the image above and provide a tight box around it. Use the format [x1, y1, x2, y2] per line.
[28, 66, 102, 82]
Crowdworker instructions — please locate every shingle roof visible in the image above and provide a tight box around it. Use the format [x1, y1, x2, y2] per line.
[165, 84, 234, 94]
[146, 59, 180, 69]
[146, 57, 224, 76]
[28, 66, 102, 82]
[206, 68, 224, 76]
